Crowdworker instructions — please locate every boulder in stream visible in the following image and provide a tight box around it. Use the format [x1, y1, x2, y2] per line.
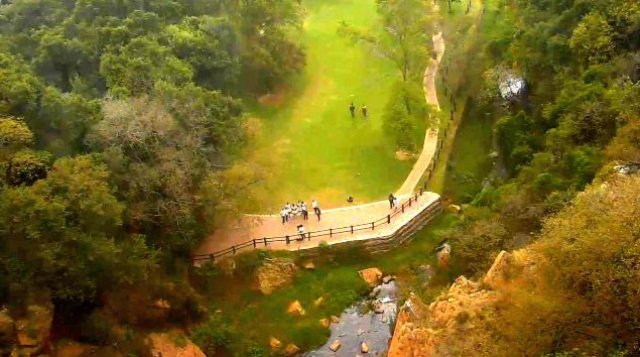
[361, 341, 370, 353]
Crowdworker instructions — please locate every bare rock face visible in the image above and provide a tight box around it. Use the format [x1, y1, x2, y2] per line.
[14, 303, 54, 356]
[483, 250, 512, 288]
[358, 268, 383, 287]
[484, 249, 537, 288]
[148, 331, 206, 357]
[388, 250, 537, 356]
[256, 258, 298, 295]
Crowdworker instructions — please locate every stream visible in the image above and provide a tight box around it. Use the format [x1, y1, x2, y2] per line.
[304, 281, 399, 357]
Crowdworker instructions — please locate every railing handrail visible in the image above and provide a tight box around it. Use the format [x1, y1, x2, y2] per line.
[192, 187, 439, 262]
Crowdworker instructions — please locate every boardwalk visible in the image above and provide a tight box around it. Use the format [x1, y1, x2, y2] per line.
[195, 192, 440, 257]
[396, 32, 445, 197]
[195, 32, 446, 260]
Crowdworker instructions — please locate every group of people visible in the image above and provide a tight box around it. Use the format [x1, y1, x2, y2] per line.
[280, 199, 322, 225]
[349, 102, 368, 118]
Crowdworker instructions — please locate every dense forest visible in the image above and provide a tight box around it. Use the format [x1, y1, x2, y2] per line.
[0, 0, 305, 354]
[445, 0, 640, 354]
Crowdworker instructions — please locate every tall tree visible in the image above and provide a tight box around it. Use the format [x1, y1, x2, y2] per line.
[0, 155, 155, 303]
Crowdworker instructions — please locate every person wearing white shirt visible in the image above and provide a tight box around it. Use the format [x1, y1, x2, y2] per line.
[312, 200, 321, 221]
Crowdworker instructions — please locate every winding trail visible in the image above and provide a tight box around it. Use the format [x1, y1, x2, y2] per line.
[396, 32, 445, 197]
[195, 32, 446, 258]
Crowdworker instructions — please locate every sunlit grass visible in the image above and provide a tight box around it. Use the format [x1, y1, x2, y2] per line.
[244, 0, 415, 211]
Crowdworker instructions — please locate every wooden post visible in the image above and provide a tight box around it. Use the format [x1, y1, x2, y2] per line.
[387, 214, 391, 224]
[371, 222, 375, 230]
[351, 225, 354, 234]
[263, 237, 267, 246]
[308, 232, 311, 241]
[330, 228, 333, 237]
[402, 204, 405, 213]
[286, 235, 290, 244]
[209, 254, 215, 263]
[232, 245, 236, 254]
[409, 197, 412, 207]
[253, 239, 256, 248]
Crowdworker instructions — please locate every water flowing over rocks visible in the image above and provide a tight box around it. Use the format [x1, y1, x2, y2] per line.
[305, 281, 399, 357]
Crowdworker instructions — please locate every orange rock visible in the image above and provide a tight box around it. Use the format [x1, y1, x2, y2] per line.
[358, 268, 383, 287]
[284, 344, 300, 356]
[287, 301, 306, 316]
[269, 337, 282, 350]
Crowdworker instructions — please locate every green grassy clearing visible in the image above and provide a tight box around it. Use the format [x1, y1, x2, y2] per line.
[442, 99, 495, 202]
[244, 0, 417, 211]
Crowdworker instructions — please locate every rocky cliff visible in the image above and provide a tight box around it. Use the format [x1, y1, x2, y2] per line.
[388, 250, 536, 356]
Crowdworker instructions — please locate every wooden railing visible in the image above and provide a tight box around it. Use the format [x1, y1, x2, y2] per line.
[192, 183, 435, 263]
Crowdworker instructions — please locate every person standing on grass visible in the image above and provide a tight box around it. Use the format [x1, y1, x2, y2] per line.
[349, 102, 356, 118]
[362, 104, 368, 118]
[302, 202, 309, 220]
[388, 193, 395, 208]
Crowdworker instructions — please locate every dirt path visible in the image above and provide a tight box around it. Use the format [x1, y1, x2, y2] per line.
[195, 33, 446, 258]
[395, 32, 445, 197]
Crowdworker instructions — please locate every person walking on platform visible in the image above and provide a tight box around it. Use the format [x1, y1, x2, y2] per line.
[312, 200, 322, 221]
